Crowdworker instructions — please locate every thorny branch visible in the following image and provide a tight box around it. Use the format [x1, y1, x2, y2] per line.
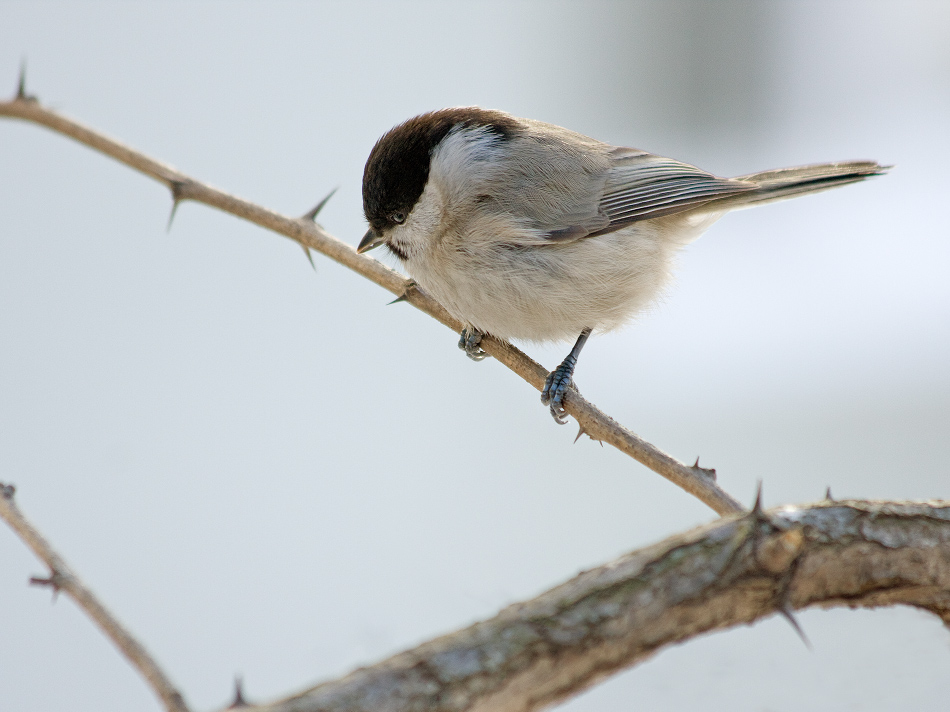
[0, 80, 743, 517]
[0, 484, 191, 712]
[253, 498, 950, 712]
[6, 481, 947, 712]
[10, 75, 944, 712]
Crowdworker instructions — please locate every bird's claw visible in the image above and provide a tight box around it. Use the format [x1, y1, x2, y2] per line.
[541, 359, 577, 424]
[458, 328, 488, 361]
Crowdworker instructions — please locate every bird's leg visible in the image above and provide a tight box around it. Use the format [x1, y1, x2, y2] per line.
[541, 328, 592, 424]
[458, 326, 488, 361]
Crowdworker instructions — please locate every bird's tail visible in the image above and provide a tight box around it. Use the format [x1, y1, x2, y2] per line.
[712, 161, 889, 211]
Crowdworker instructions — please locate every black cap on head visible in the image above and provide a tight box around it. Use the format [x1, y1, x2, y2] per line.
[362, 108, 520, 237]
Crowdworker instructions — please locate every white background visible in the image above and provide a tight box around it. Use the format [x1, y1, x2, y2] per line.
[1, 2, 948, 710]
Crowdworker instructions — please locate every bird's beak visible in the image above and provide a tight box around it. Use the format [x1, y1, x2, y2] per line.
[357, 228, 386, 254]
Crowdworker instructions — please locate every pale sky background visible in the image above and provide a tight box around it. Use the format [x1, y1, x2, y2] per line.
[1, 2, 949, 711]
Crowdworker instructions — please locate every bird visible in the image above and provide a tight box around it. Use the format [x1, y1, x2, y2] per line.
[358, 107, 886, 423]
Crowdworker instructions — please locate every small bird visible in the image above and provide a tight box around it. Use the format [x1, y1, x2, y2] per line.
[358, 108, 885, 423]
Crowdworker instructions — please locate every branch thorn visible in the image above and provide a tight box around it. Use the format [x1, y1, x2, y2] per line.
[229, 676, 248, 708]
[15, 59, 35, 102]
[166, 202, 180, 232]
[167, 181, 186, 232]
[750, 480, 764, 518]
[301, 244, 316, 271]
[691, 457, 717, 481]
[301, 187, 338, 222]
[388, 280, 417, 305]
[778, 606, 811, 650]
[824, 486, 834, 501]
[574, 425, 587, 444]
[17, 60, 26, 98]
[29, 572, 63, 601]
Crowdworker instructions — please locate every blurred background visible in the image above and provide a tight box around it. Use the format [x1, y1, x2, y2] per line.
[1, 1, 948, 710]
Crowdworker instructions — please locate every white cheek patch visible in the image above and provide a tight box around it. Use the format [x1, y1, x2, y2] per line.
[389, 125, 503, 259]
[388, 180, 445, 257]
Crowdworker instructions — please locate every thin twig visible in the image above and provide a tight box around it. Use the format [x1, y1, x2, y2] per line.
[0, 484, 190, 712]
[0, 87, 743, 516]
[250, 499, 950, 712]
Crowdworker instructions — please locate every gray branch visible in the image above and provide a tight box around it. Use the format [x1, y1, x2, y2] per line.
[0, 485, 191, 712]
[254, 499, 950, 712]
[3, 481, 948, 712]
[0, 87, 742, 517]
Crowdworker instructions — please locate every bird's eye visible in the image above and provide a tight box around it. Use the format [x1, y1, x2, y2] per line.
[390, 212, 407, 224]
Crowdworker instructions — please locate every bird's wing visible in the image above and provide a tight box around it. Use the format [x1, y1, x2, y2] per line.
[591, 148, 754, 234]
[539, 147, 754, 242]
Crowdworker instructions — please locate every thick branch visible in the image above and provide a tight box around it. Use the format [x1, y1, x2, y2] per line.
[0, 91, 742, 516]
[246, 499, 950, 712]
[4, 483, 948, 712]
[0, 484, 190, 712]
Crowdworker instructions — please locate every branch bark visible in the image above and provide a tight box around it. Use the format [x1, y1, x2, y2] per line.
[0, 88, 742, 517]
[0, 484, 190, 712]
[4, 479, 948, 712]
[253, 498, 950, 712]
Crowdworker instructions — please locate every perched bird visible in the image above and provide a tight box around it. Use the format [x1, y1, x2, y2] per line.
[358, 107, 885, 423]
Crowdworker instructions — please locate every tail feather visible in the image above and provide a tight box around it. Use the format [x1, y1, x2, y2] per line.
[712, 161, 889, 210]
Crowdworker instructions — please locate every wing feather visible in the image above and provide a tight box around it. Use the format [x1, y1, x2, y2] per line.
[592, 154, 754, 232]
[534, 150, 755, 242]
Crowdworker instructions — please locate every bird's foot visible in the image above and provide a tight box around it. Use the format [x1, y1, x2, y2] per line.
[458, 327, 488, 361]
[541, 354, 579, 424]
